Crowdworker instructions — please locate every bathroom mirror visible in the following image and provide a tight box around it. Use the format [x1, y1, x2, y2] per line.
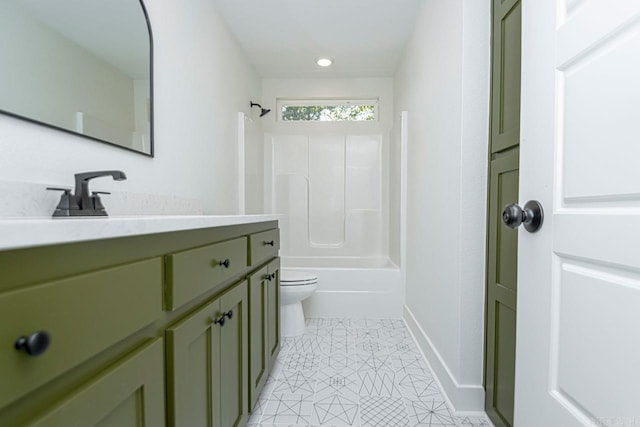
[0, 0, 154, 156]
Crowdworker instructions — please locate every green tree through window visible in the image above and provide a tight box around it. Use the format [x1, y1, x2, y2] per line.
[281, 104, 375, 121]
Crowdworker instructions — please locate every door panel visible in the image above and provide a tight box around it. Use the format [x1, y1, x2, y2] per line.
[485, 0, 521, 425]
[496, 165, 519, 292]
[31, 339, 164, 427]
[219, 281, 249, 427]
[491, 0, 521, 153]
[486, 149, 519, 427]
[517, 1, 640, 424]
[248, 266, 268, 408]
[267, 260, 281, 368]
[166, 299, 221, 427]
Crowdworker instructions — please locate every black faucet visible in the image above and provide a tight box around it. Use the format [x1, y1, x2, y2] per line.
[47, 170, 127, 217]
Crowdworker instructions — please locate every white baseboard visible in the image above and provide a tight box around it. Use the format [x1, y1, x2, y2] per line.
[403, 304, 486, 413]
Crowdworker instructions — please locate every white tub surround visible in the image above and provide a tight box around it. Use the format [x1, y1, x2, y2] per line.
[0, 214, 282, 251]
[282, 257, 402, 319]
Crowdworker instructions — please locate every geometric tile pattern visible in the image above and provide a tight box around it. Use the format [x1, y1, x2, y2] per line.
[405, 399, 456, 426]
[360, 396, 410, 426]
[247, 318, 493, 427]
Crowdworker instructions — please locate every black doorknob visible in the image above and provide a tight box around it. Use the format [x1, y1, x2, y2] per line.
[15, 331, 51, 356]
[502, 200, 544, 233]
[218, 259, 231, 268]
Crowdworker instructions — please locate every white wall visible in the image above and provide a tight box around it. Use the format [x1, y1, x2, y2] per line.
[395, 0, 490, 412]
[0, 0, 261, 215]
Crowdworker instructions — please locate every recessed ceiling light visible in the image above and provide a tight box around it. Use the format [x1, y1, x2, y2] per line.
[316, 58, 333, 67]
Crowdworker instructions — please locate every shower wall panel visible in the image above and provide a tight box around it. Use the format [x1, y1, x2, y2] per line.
[269, 133, 384, 258]
[308, 136, 345, 246]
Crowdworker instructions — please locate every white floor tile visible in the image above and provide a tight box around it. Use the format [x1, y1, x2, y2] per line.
[251, 318, 491, 427]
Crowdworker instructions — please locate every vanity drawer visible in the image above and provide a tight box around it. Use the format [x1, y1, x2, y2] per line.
[248, 229, 280, 266]
[165, 237, 248, 309]
[0, 258, 162, 409]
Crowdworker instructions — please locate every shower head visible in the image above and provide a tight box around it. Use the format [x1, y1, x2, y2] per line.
[250, 102, 271, 117]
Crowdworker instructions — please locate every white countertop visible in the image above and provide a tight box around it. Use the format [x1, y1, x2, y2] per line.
[0, 214, 282, 251]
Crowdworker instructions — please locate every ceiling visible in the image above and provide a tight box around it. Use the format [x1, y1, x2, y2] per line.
[213, 0, 422, 78]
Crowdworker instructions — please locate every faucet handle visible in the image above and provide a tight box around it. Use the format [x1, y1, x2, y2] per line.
[91, 191, 111, 212]
[46, 187, 72, 194]
[46, 187, 73, 217]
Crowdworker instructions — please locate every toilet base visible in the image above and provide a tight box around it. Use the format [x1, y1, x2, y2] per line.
[280, 301, 306, 337]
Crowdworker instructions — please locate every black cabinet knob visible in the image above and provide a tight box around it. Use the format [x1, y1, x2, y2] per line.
[214, 310, 233, 327]
[15, 331, 51, 356]
[218, 259, 231, 268]
[263, 240, 275, 246]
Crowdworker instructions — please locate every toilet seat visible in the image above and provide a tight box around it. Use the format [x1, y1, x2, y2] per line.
[280, 270, 318, 286]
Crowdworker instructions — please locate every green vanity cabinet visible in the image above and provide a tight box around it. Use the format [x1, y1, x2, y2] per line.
[0, 221, 279, 427]
[266, 258, 281, 371]
[248, 265, 269, 408]
[29, 339, 165, 427]
[0, 258, 162, 410]
[248, 258, 281, 408]
[248, 229, 280, 266]
[166, 280, 249, 427]
[165, 237, 249, 310]
[218, 281, 249, 427]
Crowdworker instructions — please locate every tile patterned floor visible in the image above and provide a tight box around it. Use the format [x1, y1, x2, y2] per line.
[248, 318, 492, 427]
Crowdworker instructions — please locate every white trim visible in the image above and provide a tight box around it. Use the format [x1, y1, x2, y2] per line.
[237, 112, 246, 214]
[403, 304, 486, 413]
[400, 111, 408, 296]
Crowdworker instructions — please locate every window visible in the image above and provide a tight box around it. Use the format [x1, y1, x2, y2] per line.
[277, 99, 378, 122]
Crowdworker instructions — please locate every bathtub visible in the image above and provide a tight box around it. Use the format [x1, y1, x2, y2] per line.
[281, 256, 403, 319]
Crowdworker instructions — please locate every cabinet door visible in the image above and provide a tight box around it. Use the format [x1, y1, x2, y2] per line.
[166, 298, 221, 427]
[266, 259, 281, 370]
[30, 339, 165, 427]
[248, 266, 268, 409]
[218, 281, 249, 427]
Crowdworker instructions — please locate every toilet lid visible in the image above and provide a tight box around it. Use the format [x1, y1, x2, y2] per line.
[280, 270, 317, 285]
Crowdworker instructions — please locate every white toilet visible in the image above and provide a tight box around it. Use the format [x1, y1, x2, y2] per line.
[279, 269, 318, 337]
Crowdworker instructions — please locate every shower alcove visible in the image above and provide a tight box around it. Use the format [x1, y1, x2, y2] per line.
[264, 131, 402, 318]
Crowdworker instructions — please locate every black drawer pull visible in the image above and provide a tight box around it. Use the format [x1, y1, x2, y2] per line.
[263, 273, 276, 281]
[15, 331, 51, 356]
[218, 259, 231, 268]
[214, 310, 233, 327]
[263, 240, 275, 246]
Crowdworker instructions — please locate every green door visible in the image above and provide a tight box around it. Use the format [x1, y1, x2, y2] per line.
[248, 266, 269, 409]
[166, 298, 222, 427]
[218, 281, 249, 427]
[29, 339, 165, 427]
[266, 259, 281, 370]
[485, 0, 521, 426]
